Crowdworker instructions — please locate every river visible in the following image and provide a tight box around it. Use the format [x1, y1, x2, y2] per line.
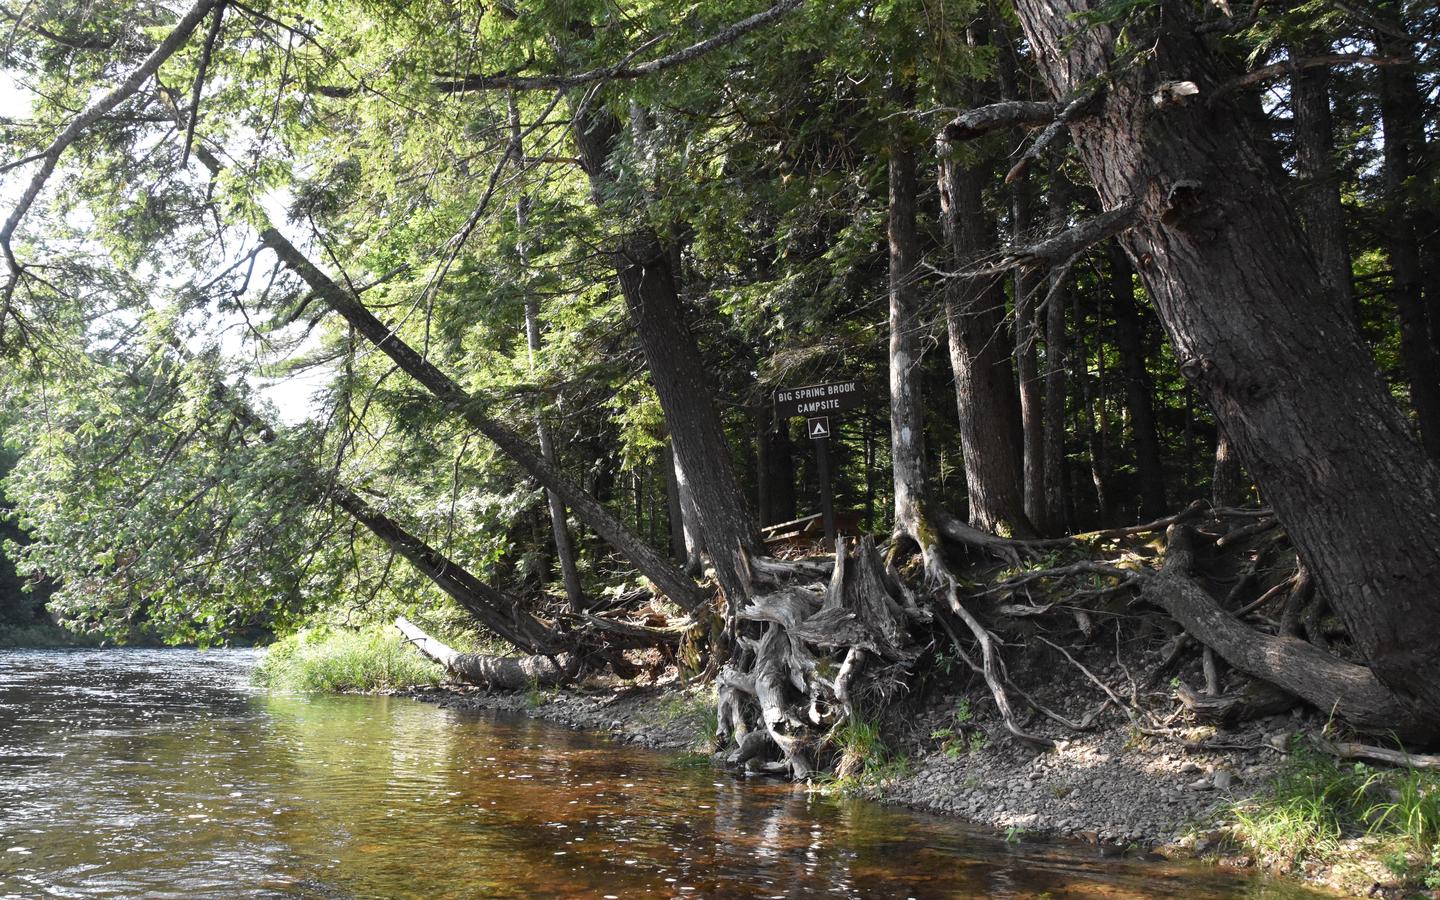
[0, 648, 1324, 898]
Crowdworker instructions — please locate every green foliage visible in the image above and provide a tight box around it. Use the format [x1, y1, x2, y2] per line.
[822, 716, 909, 795]
[0, 621, 100, 649]
[930, 700, 985, 758]
[1231, 743, 1440, 889]
[254, 624, 444, 693]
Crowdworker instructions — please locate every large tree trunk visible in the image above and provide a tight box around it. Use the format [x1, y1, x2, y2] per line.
[254, 222, 705, 612]
[199, 347, 565, 656]
[334, 491, 559, 655]
[1107, 246, 1167, 519]
[1375, 20, 1440, 459]
[571, 108, 759, 606]
[938, 150, 1033, 538]
[1009, 0, 1440, 730]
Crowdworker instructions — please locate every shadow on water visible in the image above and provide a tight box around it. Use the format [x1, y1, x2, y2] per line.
[0, 649, 1329, 898]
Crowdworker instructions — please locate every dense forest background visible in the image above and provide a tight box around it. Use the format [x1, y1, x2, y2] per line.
[0, 0, 1438, 745]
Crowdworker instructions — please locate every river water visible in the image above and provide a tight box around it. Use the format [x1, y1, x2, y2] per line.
[0, 648, 1324, 898]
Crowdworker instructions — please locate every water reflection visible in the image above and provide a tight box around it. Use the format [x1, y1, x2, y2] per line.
[0, 649, 1326, 898]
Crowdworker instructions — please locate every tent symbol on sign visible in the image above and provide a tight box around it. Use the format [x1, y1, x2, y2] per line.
[807, 416, 831, 440]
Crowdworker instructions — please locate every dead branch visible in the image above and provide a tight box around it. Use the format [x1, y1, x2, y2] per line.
[976, 560, 1137, 599]
[939, 99, 1062, 143]
[1219, 54, 1411, 95]
[1073, 499, 1210, 542]
[1310, 735, 1440, 770]
[1003, 88, 1102, 183]
[1175, 680, 1297, 724]
[1215, 516, 1279, 548]
[942, 592, 1056, 749]
[1039, 636, 1155, 728]
[996, 202, 1138, 272]
[396, 616, 570, 689]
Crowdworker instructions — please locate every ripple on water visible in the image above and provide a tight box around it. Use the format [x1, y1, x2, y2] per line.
[0, 647, 1327, 898]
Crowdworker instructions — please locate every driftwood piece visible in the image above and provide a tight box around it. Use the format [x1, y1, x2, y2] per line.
[395, 616, 568, 690]
[1310, 736, 1440, 770]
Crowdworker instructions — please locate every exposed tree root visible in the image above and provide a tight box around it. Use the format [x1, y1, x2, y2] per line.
[712, 536, 922, 778]
[1174, 680, 1298, 724]
[1139, 525, 1439, 744]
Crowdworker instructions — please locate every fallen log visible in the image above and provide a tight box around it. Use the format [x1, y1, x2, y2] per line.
[395, 616, 570, 690]
[1140, 526, 1439, 744]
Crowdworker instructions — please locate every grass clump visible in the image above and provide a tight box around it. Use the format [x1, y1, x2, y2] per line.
[820, 716, 910, 796]
[1231, 741, 1440, 890]
[255, 624, 445, 693]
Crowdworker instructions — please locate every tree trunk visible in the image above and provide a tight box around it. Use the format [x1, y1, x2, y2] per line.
[889, 109, 928, 538]
[1375, 19, 1440, 459]
[1040, 160, 1071, 534]
[196, 348, 565, 656]
[1012, 180, 1047, 528]
[1107, 246, 1167, 520]
[516, 199, 585, 611]
[756, 410, 796, 527]
[253, 222, 704, 611]
[672, 448, 705, 577]
[938, 150, 1033, 538]
[1290, 41, 1355, 317]
[1210, 422, 1246, 508]
[1010, 0, 1440, 728]
[1079, 293, 1110, 522]
[663, 444, 686, 562]
[571, 107, 758, 605]
[334, 491, 559, 655]
[1372, 1, 1440, 367]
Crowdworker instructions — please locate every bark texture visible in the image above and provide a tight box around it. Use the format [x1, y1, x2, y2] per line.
[937, 151, 1033, 537]
[1010, 0, 1440, 727]
[571, 108, 759, 606]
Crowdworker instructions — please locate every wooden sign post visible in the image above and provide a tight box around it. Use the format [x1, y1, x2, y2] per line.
[775, 381, 861, 545]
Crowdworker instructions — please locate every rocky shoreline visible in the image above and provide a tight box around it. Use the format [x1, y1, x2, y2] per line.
[403, 674, 1425, 897]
